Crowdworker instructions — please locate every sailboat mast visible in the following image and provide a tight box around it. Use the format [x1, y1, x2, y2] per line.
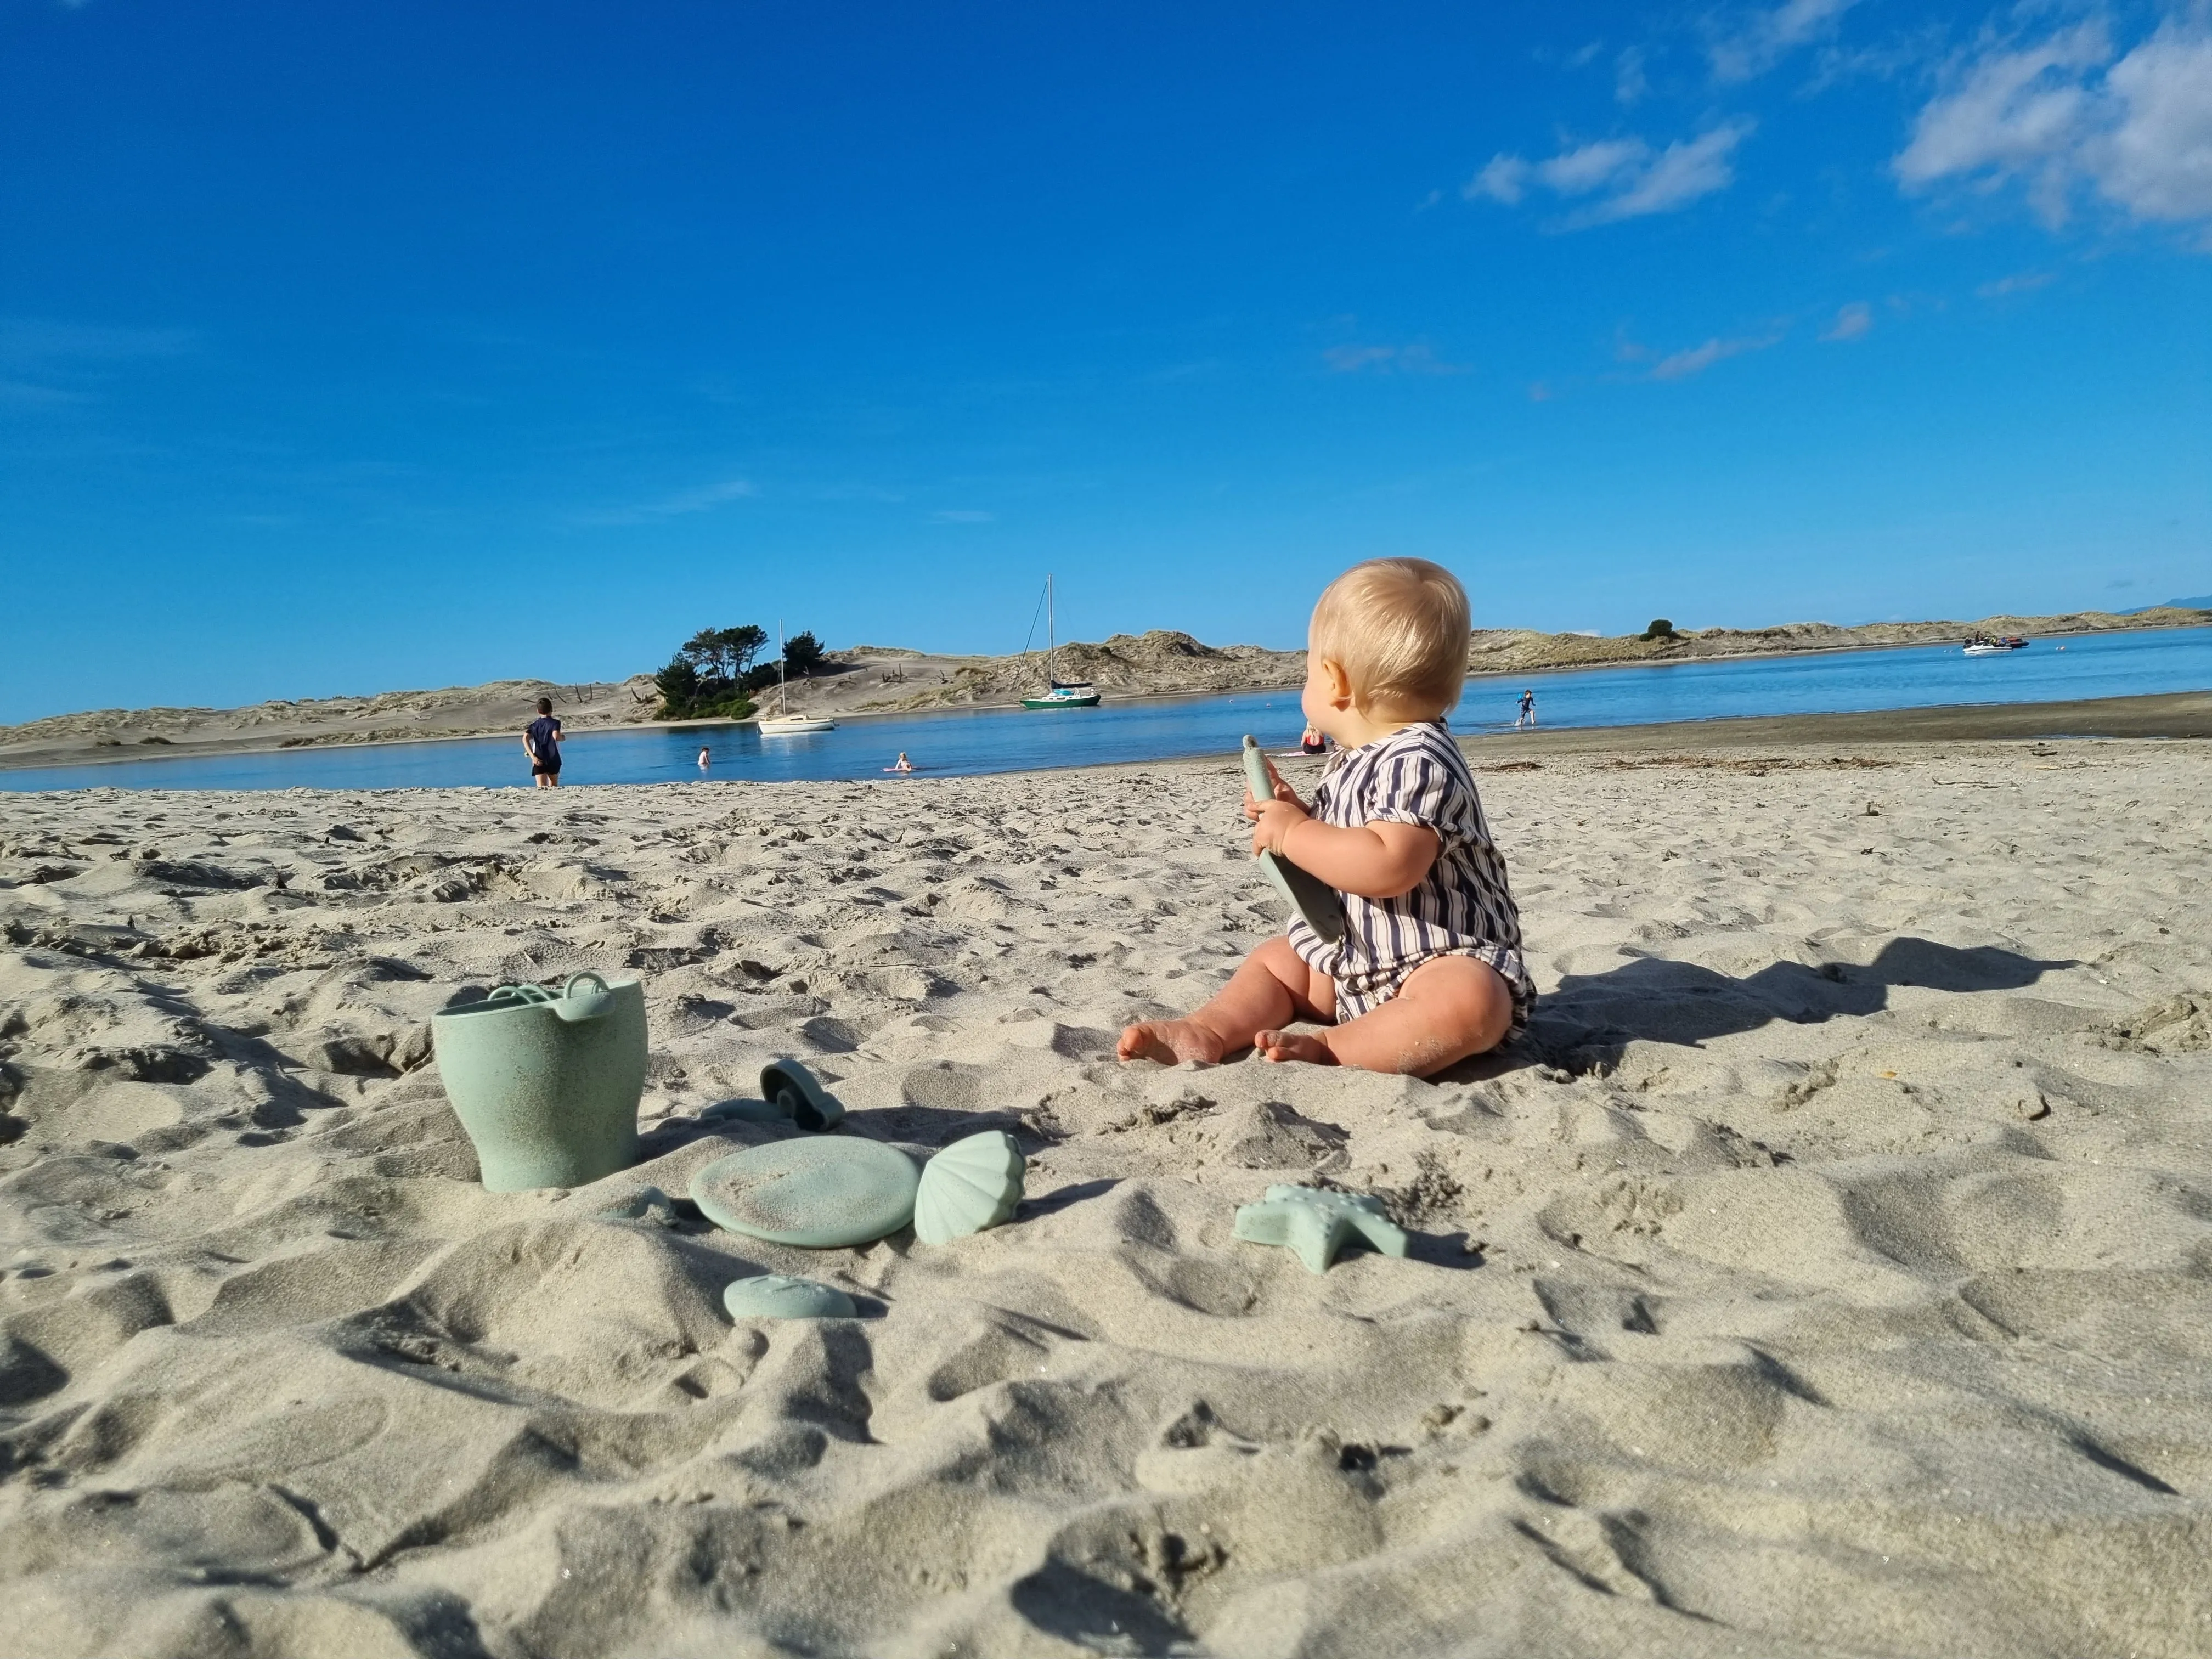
[1046, 574, 1054, 676]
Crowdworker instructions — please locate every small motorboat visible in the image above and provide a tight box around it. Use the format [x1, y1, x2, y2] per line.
[1962, 642, 2009, 656]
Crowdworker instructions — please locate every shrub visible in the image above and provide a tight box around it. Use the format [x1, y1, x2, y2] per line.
[1641, 618, 1677, 641]
[652, 622, 825, 717]
[783, 631, 826, 676]
[653, 647, 755, 721]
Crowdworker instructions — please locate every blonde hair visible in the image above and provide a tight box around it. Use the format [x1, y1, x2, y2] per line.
[1310, 558, 1470, 715]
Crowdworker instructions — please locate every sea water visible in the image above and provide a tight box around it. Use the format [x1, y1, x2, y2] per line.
[5, 624, 2208, 793]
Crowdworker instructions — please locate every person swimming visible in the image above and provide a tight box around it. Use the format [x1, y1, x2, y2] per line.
[698, 746, 710, 768]
[890, 752, 914, 772]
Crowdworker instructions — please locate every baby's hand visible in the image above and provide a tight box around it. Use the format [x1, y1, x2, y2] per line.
[1249, 798, 1308, 858]
[1243, 755, 1304, 819]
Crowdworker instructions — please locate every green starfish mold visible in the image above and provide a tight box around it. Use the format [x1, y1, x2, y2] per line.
[1232, 1184, 1408, 1274]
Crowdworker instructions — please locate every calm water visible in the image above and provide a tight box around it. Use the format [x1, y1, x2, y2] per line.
[7, 625, 2208, 794]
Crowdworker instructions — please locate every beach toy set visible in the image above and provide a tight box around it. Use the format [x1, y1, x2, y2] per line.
[435, 896, 1409, 1314]
[432, 985, 1026, 1317]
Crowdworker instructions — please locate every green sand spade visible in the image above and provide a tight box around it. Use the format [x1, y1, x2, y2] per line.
[1243, 735, 1345, 944]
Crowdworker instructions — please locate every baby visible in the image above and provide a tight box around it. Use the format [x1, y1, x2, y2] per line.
[1119, 558, 1533, 1076]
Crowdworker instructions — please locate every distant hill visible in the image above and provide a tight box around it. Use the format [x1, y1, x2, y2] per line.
[2127, 594, 2212, 614]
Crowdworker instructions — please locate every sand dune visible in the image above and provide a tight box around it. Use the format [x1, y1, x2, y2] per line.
[2, 738, 2209, 1655]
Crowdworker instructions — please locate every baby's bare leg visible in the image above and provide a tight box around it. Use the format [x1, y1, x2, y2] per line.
[1118, 936, 1335, 1064]
[1257, 955, 1513, 1075]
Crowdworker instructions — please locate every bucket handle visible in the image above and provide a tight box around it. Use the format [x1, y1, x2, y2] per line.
[550, 970, 615, 1024]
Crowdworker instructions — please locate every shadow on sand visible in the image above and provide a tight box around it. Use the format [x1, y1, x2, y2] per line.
[1452, 936, 2074, 1081]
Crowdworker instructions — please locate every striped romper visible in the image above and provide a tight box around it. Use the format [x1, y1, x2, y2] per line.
[1285, 720, 1536, 1034]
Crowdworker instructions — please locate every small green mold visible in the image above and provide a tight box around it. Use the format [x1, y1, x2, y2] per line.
[697, 1060, 847, 1131]
[1233, 1184, 1408, 1274]
[759, 1059, 845, 1132]
[913, 1130, 1025, 1245]
[723, 1273, 856, 1321]
[690, 1137, 920, 1248]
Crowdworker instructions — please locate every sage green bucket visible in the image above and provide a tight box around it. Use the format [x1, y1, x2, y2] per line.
[431, 972, 647, 1191]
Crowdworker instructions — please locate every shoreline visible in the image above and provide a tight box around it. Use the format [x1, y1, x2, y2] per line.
[5, 688, 2208, 793]
[5, 618, 2205, 775]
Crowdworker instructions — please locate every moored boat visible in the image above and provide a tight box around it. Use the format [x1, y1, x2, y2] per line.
[1019, 574, 1101, 710]
[759, 622, 837, 734]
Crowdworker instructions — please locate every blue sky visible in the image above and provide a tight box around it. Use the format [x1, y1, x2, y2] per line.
[3, 0, 2208, 723]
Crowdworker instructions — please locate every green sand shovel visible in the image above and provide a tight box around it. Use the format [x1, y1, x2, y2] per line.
[1243, 735, 1345, 944]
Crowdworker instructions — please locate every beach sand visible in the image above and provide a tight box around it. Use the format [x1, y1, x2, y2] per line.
[2, 736, 2209, 1656]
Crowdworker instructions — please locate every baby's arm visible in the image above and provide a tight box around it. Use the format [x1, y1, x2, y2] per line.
[1249, 799, 1437, 900]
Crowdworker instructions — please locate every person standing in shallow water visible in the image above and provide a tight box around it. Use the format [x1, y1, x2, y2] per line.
[524, 697, 565, 788]
[1516, 688, 1536, 729]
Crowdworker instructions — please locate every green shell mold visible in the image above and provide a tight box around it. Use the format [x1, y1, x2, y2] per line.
[690, 1137, 920, 1248]
[912, 1130, 1025, 1245]
[723, 1274, 857, 1321]
[1233, 1184, 1408, 1274]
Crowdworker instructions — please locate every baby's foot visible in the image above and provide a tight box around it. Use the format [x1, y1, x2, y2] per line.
[1117, 1019, 1227, 1065]
[1256, 1029, 1338, 1066]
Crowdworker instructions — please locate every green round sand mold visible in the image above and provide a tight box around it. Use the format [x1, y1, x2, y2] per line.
[690, 1137, 920, 1248]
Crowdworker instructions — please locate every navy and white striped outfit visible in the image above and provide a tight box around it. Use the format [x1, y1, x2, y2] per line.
[1285, 720, 1534, 1033]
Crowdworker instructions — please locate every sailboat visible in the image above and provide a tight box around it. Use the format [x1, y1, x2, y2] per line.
[758, 621, 837, 735]
[1020, 574, 1102, 710]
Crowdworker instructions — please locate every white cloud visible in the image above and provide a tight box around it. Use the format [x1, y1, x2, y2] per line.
[578, 477, 755, 526]
[1710, 0, 1863, 82]
[0, 379, 93, 408]
[1896, 16, 2212, 233]
[1465, 154, 1532, 204]
[642, 478, 756, 516]
[1976, 270, 2054, 297]
[1616, 46, 1650, 105]
[1466, 121, 1754, 228]
[1541, 137, 1650, 194]
[0, 319, 198, 363]
[1650, 332, 1783, 379]
[1821, 300, 1874, 340]
[1322, 341, 1465, 375]
[2096, 21, 2212, 220]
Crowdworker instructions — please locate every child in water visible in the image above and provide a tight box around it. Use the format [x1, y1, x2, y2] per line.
[1118, 558, 1532, 1076]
